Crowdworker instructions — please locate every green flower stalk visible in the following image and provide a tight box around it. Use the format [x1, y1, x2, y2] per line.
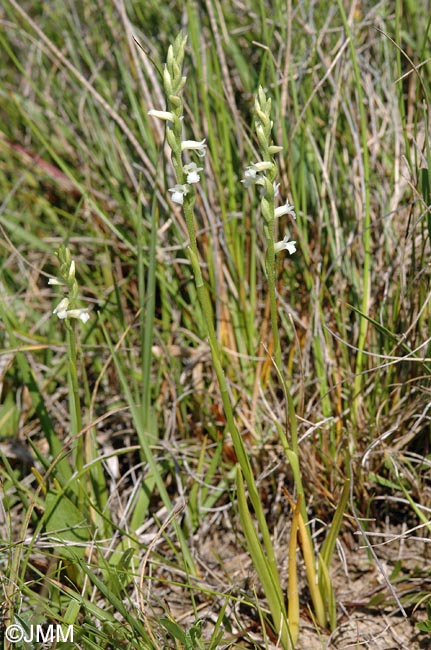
[243, 90, 351, 636]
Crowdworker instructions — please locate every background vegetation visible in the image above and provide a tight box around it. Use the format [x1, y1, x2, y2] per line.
[0, 0, 430, 648]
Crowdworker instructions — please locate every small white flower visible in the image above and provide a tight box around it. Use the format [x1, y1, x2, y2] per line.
[53, 297, 69, 319]
[241, 161, 273, 188]
[181, 139, 207, 157]
[241, 166, 259, 188]
[274, 201, 296, 220]
[274, 235, 296, 255]
[53, 298, 90, 322]
[183, 162, 203, 184]
[273, 182, 280, 197]
[66, 309, 91, 323]
[148, 109, 176, 121]
[241, 166, 266, 188]
[48, 278, 65, 286]
[168, 183, 190, 205]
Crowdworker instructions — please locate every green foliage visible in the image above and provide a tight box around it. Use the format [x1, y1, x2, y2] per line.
[1, 0, 430, 647]
[417, 600, 431, 635]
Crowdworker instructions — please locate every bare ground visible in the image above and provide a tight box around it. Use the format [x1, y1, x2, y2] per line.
[143, 505, 430, 649]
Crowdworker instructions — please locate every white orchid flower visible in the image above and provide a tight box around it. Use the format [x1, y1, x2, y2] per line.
[181, 139, 207, 157]
[274, 235, 296, 255]
[275, 201, 296, 220]
[168, 183, 190, 205]
[183, 162, 203, 184]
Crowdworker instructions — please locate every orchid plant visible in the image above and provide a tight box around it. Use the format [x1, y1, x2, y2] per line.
[148, 34, 348, 649]
[148, 33, 300, 648]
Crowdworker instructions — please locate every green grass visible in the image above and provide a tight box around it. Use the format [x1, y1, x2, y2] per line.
[1, 0, 430, 648]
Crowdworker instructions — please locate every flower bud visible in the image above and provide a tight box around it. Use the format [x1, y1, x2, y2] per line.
[163, 67, 172, 94]
[261, 197, 272, 222]
[268, 145, 283, 154]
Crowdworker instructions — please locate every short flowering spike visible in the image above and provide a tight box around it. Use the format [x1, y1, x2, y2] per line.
[168, 183, 190, 205]
[181, 139, 207, 157]
[274, 201, 296, 220]
[50, 245, 90, 324]
[274, 235, 296, 255]
[241, 84, 299, 376]
[153, 35, 207, 215]
[183, 163, 203, 184]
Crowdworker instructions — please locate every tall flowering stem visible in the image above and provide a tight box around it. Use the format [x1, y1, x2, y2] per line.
[152, 33, 252, 496]
[149, 35, 290, 642]
[244, 90, 348, 634]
